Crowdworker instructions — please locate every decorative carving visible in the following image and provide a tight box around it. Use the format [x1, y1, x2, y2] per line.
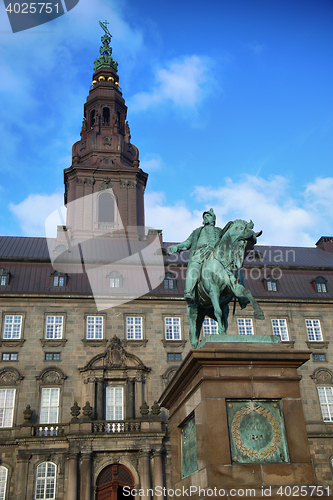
[120, 180, 137, 189]
[37, 368, 66, 385]
[140, 401, 149, 417]
[23, 405, 33, 423]
[80, 141, 86, 150]
[151, 401, 161, 417]
[0, 368, 23, 385]
[82, 401, 93, 421]
[102, 136, 112, 146]
[40, 339, 67, 348]
[100, 177, 113, 191]
[79, 336, 151, 373]
[70, 401, 81, 422]
[0, 340, 25, 347]
[76, 178, 85, 185]
[312, 369, 333, 384]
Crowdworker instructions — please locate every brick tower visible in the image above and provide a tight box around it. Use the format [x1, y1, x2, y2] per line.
[63, 21, 148, 240]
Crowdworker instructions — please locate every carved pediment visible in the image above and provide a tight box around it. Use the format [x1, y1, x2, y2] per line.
[0, 368, 23, 385]
[36, 367, 67, 385]
[79, 336, 150, 373]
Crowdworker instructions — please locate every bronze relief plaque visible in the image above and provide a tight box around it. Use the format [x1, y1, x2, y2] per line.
[226, 400, 290, 464]
[180, 412, 198, 479]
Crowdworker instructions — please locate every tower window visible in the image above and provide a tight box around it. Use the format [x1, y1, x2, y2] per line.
[98, 192, 115, 223]
[103, 107, 110, 126]
[90, 110, 96, 128]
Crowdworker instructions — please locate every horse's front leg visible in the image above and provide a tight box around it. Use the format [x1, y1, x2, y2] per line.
[187, 304, 200, 348]
[209, 284, 226, 334]
[232, 282, 265, 320]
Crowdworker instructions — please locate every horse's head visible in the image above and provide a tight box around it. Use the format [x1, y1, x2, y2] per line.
[218, 219, 262, 270]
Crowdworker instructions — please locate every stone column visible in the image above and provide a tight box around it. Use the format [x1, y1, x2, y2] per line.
[80, 452, 92, 500]
[15, 453, 31, 500]
[66, 453, 79, 500]
[95, 380, 104, 420]
[153, 448, 164, 500]
[127, 379, 135, 419]
[139, 449, 152, 500]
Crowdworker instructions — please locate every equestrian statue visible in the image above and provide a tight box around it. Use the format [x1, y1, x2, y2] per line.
[168, 209, 265, 348]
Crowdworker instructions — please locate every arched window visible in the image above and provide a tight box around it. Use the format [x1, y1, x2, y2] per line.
[90, 110, 95, 128]
[35, 462, 56, 500]
[102, 107, 110, 126]
[98, 192, 114, 223]
[0, 465, 8, 500]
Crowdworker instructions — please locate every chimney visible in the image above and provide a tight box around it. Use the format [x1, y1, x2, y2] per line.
[315, 237, 333, 252]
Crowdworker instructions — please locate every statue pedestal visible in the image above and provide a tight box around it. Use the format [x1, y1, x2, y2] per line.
[159, 340, 315, 500]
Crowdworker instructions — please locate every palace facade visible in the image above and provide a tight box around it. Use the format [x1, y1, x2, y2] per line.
[0, 26, 333, 500]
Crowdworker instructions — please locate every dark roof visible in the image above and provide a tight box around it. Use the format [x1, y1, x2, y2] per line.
[0, 236, 332, 299]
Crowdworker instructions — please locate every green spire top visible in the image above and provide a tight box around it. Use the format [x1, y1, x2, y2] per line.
[93, 20, 118, 73]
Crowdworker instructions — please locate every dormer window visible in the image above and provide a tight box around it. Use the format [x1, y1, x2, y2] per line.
[163, 272, 177, 290]
[52, 272, 67, 287]
[265, 275, 278, 292]
[314, 277, 328, 293]
[108, 271, 123, 288]
[0, 269, 10, 286]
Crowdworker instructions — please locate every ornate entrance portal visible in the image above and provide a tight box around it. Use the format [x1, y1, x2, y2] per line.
[96, 464, 134, 500]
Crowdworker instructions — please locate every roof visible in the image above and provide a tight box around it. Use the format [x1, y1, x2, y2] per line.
[0, 236, 332, 300]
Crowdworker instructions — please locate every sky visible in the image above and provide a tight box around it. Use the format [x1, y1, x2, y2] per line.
[0, 0, 333, 246]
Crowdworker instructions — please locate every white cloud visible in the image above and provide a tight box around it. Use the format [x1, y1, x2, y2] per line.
[9, 191, 64, 237]
[145, 192, 202, 242]
[140, 154, 163, 172]
[145, 176, 333, 246]
[129, 55, 215, 111]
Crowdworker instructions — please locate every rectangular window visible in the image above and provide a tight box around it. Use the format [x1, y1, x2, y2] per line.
[266, 281, 277, 291]
[203, 318, 218, 335]
[237, 318, 254, 335]
[317, 387, 333, 422]
[126, 317, 142, 340]
[106, 387, 123, 420]
[109, 277, 120, 288]
[40, 388, 60, 424]
[167, 353, 182, 361]
[0, 465, 8, 500]
[163, 279, 175, 289]
[45, 316, 63, 339]
[53, 275, 65, 287]
[45, 353, 61, 361]
[271, 319, 289, 341]
[86, 316, 103, 339]
[313, 354, 326, 362]
[0, 275, 7, 286]
[306, 319, 323, 341]
[316, 283, 327, 293]
[0, 389, 16, 427]
[1, 353, 18, 361]
[3, 315, 22, 339]
[165, 317, 181, 340]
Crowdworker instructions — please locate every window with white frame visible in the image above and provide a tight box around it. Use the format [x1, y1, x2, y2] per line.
[271, 319, 289, 341]
[165, 317, 181, 340]
[237, 318, 254, 335]
[203, 318, 218, 335]
[86, 316, 103, 339]
[163, 272, 177, 290]
[35, 462, 56, 500]
[3, 315, 22, 339]
[126, 317, 142, 340]
[45, 316, 63, 339]
[306, 319, 323, 341]
[108, 271, 123, 288]
[314, 277, 328, 293]
[52, 272, 66, 287]
[0, 389, 16, 427]
[40, 388, 60, 424]
[2, 353, 18, 361]
[317, 387, 333, 422]
[0, 269, 9, 287]
[106, 386, 124, 420]
[0, 466, 8, 500]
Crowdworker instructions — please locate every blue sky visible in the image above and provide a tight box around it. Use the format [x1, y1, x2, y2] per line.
[0, 0, 333, 245]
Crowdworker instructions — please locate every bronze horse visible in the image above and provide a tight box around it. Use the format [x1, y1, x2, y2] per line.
[187, 219, 265, 348]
